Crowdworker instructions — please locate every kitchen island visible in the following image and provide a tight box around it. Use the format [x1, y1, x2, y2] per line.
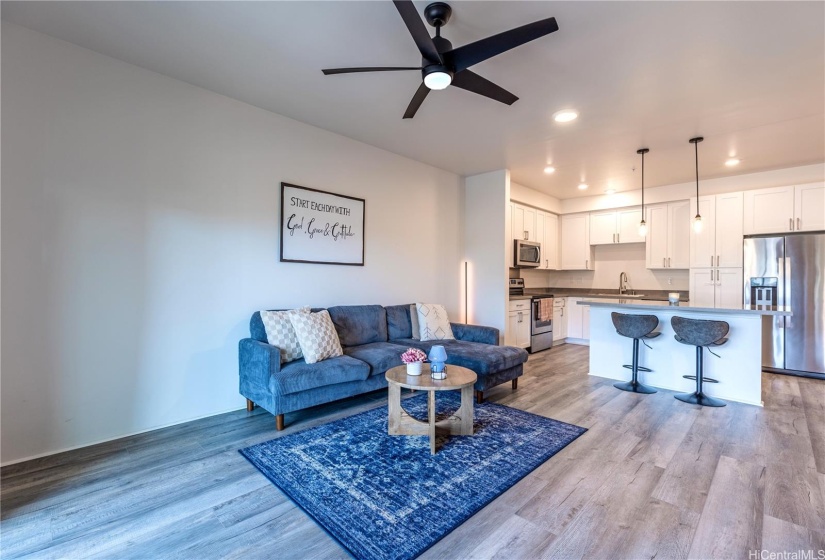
[578, 299, 791, 406]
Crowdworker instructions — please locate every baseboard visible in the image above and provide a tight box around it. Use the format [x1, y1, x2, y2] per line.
[0, 403, 249, 467]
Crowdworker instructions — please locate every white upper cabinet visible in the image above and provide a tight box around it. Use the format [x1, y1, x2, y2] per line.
[645, 200, 690, 269]
[589, 208, 644, 245]
[560, 214, 594, 270]
[511, 203, 538, 242]
[690, 192, 743, 268]
[743, 186, 795, 235]
[794, 182, 825, 232]
[536, 211, 559, 270]
[743, 183, 824, 235]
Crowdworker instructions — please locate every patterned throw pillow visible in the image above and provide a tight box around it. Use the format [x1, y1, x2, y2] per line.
[289, 310, 344, 364]
[260, 307, 310, 364]
[415, 303, 455, 342]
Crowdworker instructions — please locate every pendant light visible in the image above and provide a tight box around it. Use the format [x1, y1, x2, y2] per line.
[637, 148, 650, 236]
[690, 136, 704, 233]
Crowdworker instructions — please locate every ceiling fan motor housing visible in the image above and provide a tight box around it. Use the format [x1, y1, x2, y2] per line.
[424, 2, 452, 28]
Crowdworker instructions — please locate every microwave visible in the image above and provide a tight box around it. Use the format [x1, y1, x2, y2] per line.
[514, 240, 541, 267]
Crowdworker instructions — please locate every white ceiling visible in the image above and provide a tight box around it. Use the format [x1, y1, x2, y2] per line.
[3, 1, 824, 199]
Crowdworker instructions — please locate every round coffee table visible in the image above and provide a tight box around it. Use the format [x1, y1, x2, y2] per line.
[385, 364, 477, 455]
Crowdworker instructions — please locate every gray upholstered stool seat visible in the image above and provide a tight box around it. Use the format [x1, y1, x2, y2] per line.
[611, 312, 660, 394]
[671, 316, 729, 407]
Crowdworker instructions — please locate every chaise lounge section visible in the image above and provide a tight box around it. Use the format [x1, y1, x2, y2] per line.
[239, 304, 528, 429]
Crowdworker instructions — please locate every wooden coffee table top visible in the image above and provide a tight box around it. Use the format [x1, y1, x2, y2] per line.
[385, 365, 476, 391]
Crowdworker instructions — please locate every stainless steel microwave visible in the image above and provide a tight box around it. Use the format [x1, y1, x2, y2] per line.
[514, 240, 541, 267]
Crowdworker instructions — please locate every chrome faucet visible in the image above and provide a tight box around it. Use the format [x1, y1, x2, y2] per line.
[619, 272, 628, 295]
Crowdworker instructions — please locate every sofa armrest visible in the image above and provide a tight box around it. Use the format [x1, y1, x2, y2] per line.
[239, 338, 281, 387]
[451, 323, 499, 346]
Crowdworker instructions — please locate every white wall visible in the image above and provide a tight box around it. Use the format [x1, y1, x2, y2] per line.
[464, 170, 509, 338]
[510, 182, 561, 214]
[0, 23, 464, 464]
[560, 163, 824, 214]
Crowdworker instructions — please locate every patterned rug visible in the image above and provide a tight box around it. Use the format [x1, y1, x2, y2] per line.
[239, 392, 586, 560]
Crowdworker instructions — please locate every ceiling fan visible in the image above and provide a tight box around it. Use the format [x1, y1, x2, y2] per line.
[322, 1, 559, 119]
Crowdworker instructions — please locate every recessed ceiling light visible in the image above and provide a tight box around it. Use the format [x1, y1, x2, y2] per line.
[578, 183, 588, 190]
[553, 110, 578, 123]
[543, 166, 556, 174]
[605, 188, 616, 195]
[725, 158, 740, 167]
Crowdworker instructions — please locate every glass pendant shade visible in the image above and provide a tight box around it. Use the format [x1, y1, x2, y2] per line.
[638, 220, 648, 236]
[693, 215, 703, 233]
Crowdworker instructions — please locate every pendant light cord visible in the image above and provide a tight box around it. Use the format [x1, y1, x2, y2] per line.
[641, 151, 645, 210]
[694, 140, 699, 201]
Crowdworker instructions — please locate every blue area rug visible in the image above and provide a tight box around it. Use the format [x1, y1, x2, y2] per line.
[239, 392, 586, 560]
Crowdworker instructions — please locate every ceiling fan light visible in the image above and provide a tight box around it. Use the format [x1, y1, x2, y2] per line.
[553, 110, 578, 123]
[424, 71, 452, 90]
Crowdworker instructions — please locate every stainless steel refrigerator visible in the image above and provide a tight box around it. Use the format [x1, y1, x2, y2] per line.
[744, 233, 825, 379]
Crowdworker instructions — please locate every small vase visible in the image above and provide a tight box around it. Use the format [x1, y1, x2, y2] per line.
[406, 361, 423, 376]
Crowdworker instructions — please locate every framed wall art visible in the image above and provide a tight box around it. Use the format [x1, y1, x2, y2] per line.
[280, 182, 365, 266]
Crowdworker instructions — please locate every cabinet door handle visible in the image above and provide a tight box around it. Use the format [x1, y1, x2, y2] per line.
[797, 217, 801, 230]
[790, 218, 793, 231]
[524, 230, 528, 240]
[716, 255, 720, 266]
[617, 233, 620, 243]
[561, 308, 564, 317]
[585, 259, 589, 269]
[663, 257, 666, 268]
[710, 255, 713, 267]
[668, 257, 671, 267]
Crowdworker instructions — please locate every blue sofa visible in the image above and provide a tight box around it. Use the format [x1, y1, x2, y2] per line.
[239, 304, 529, 429]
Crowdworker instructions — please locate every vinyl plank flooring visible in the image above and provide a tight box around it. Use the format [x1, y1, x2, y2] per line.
[3, 344, 823, 560]
[687, 455, 766, 558]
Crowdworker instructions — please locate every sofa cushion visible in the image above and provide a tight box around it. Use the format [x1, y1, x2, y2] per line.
[272, 355, 370, 395]
[344, 342, 410, 377]
[391, 339, 527, 376]
[385, 304, 413, 340]
[327, 305, 388, 347]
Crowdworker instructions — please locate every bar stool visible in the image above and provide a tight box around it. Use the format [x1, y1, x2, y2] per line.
[611, 312, 661, 394]
[671, 316, 729, 408]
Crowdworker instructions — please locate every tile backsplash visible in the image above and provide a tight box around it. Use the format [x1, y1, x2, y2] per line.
[519, 243, 689, 291]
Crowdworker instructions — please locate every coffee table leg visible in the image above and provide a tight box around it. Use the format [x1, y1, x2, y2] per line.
[459, 385, 474, 435]
[428, 391, 436, 455]
[388, 382, 401, 435]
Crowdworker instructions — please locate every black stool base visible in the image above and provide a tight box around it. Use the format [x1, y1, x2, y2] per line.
[614, 380, 657, 394]
[674, 392, 726, 407]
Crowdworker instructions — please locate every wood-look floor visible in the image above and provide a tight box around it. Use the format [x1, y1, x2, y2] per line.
[2, 344, 824, 559]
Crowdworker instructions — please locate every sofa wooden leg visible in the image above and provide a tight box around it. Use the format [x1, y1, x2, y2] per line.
[246, 399, 255, 412]
[476, 391, 483, 404]
[512, 378, 518, 390]
[276, 414, 285, 431]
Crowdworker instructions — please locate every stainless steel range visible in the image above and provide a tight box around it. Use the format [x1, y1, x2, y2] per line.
[509, 279, 553, 353]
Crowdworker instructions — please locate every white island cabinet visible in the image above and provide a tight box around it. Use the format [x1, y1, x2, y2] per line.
[579, 299, 791, 406]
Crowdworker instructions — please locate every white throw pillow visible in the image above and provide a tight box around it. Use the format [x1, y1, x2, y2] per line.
[409, 304, 420, 340]
[289, 310, 344, 364]
[260, 307, 310, 364]
[415, 303, 455, 342]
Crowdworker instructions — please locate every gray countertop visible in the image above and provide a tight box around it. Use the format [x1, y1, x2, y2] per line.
[510, 289, 689, 302]
[577, 298, 791, 316]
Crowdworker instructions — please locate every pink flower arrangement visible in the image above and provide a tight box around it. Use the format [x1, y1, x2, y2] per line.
[400, 348, 427, 364]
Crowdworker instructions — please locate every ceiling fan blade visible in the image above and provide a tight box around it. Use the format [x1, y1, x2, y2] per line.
[444, 17, 559, 72]
[403, 82, 430, 119]
[393, 0, 443, 64]
[451, 70, 518, 105]
[322, 67, 422, 75]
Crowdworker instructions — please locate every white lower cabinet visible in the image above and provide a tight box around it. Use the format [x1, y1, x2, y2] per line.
[507, 300, 531, 348]
[553, 298, 567, 342]
[690, 268, 743, 308]
[565, 297, 590, 343]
